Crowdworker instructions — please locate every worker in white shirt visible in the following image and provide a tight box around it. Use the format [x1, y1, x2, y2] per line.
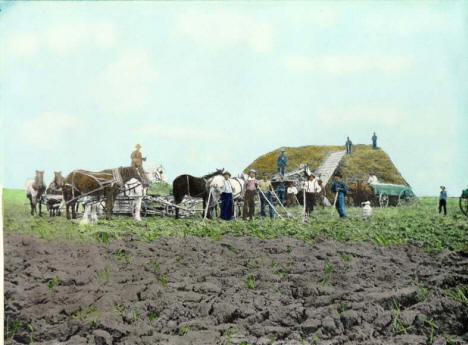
[219, 171, 234, 220]
[286, 182, 298, 207]
[367, 172, 379, 185]
[303, 173, 321, 215]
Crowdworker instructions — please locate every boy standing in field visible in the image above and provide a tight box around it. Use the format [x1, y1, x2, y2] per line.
[439, 186, 447, 216]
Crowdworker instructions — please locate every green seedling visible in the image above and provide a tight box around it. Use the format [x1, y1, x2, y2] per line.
[27, 324, 34, 344]
[309, 334, 320, 343]
[148, 313, 158, 322]
[245, 275, 255, 290]
[223, 328, 238, 345]
[114, 249, 132, 263]
[270, 260, 277, 268]
[156, 275, 167, 286]
[239, 342, 249, 345]
[178, 325, 189, 336]
[286, 245, 291, 254]
[96, 266, 110, 280]
[424, 318, 438, 343]
[72, 305, 100, 320]
[48, 276, 60, 290]
[321, 260, 333, 286]
[392, 298, 414, 334]
[6, 319, 20, 341]
[132, 309, 140, 323]
[268, 333, 276, 342]
[228, 246, 237, 254]
[445, 286, 468, 304]
[444, 335, 461, 345]
[417, 286, 429, 302]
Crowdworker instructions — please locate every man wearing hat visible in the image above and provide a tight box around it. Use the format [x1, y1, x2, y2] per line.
[242, 169, 259, 220]
[302, 173, 321, 215]
[131, 144, 147, 169]
[277, 149, 288, 176]
[131, 144, 149, 185]
[258, 172, 274, 218]
[330, 172, 348, 218]
[219, 171, 234, 220]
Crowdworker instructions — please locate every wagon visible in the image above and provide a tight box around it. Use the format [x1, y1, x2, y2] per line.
[370, 183, 416, 207]
[460, 188, 468, 217]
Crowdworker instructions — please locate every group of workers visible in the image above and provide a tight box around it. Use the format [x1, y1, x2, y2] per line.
[216, 168, 349, 221]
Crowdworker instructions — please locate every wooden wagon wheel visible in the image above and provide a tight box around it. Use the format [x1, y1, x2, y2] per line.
[460, 196, 468, 217]
[398, 190, 414, 206]
[379, 193, 389, 207]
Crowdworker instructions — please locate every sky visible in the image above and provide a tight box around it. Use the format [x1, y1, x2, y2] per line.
[0, 1, 467, 196]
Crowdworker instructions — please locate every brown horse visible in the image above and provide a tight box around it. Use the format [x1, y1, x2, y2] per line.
[45, 171, 65, 217]
[63, 166, 145, 220]
[25, 170, 46, 216]
[172, 169, 224, 219]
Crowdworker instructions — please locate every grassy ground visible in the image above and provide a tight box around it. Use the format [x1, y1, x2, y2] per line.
[244, 144, 407, 185]
[3, 188, 468, 251]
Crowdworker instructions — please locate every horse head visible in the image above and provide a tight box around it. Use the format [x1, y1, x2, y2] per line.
[54, 171, 64, 187]
[34, 170, 45, 188]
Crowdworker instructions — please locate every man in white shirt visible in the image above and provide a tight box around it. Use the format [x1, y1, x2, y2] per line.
[367, 172, 379, 185]
[302, 173, 321, 215]
[286, 182, 298, 206]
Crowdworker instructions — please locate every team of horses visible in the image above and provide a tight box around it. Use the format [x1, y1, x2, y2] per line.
[26, 165, 371, 222]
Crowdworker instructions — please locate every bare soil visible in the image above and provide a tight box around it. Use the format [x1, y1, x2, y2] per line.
[4, 233, 468, 345]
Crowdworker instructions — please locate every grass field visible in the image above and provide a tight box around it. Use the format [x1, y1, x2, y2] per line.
[3, 188, 467, 252]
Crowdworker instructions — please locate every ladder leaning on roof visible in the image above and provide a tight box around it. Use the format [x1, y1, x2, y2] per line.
[313, 150, 346, 186]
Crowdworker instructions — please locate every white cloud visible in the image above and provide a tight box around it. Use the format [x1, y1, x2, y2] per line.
[174, 10, 273, 53]
[5, 21, 116, 58]
[45, 21, 116, 54]
[139, 124, 224, 141]
[94, 50, 158, 112]
[20, 111, 80, 150]
[6, 33, 39, 58]
[284, 54, 415, 75]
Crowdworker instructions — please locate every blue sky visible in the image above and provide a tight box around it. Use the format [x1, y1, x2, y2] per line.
[1, 1, 467, 196]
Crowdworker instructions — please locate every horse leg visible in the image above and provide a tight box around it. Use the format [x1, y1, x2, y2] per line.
[72, 201, 77, 219]
[38, 197, 43, 217]
[28, 195, 34, 215]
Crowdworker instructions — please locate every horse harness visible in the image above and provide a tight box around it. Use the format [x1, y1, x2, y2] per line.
[65, 168, 125, 205]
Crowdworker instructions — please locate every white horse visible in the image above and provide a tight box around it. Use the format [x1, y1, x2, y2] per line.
[25, 170, 46, 216]
[80, 165, 168, 224]
[208, 174, 245, 218]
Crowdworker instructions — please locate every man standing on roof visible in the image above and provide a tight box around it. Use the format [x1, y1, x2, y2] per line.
[345, 137, 353, 155]
[372, 132, 378, 149]
[330, 172, 348, 218]
[258, 173, 274, 218]
[277, 149, 288, 176]
[242, 169, 259, 220]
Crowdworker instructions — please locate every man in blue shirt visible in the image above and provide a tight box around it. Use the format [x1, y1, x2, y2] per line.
[330, 172, 348, 218]
[372, 132, 378, 149]
[276, 181, 286, 205]
[277, 149, 288, 176]
[439, 186, 447, 216]
[345, 137, 352, 155]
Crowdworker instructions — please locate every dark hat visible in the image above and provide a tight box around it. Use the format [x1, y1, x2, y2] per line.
[334, 172, 342, 178]
[248, 169, 257, 174]
[223, 171, 231, 177]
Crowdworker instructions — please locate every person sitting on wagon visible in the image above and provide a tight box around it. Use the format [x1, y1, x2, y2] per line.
[277, 149, 288, 176]
[330, 172, 348, 218]
[367, 172, 379, 184]
[219, 171, 234, 221]
[275, 180, 286, 205]
[242, 169, 259, 220]
[303, 173, 321, 215]
[258, 173, 274, 218]
[131, 144, 149, 185]
[286, 182, 298, 207]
